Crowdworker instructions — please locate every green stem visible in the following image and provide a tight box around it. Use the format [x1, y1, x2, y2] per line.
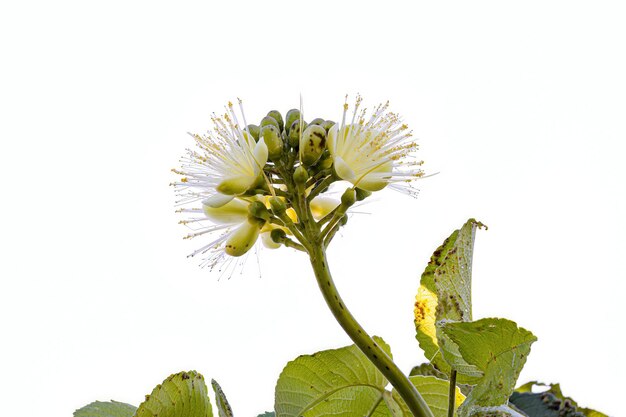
[447, 369, 457, 417]
[308, 243, 434, 417]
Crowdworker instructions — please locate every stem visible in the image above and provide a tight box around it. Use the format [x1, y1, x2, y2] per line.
[447, 369, 457, 417]
[308, 243, 434, 417]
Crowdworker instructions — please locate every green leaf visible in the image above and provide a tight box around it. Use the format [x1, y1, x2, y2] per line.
[391, 376, 465, 417]
[414, 219, 486, 383]
[512, 382, 608, 417]
[274, 337, 392, 417]
[441, 318, 537, 417]
[74, 401, 136, 417]
[134, 371, 213, 417]
[211, 379, 234, 417]
[410, 363, 473, 396]
[256, 413, 275, 417]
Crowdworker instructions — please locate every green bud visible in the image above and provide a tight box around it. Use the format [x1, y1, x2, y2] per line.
[285, 109, 301, 133]
[269, 196, 287, 215]
[288, 119, 307, 148]
[267, 110, 284, 132]
[355, 187, 372, 201]
[340, 215, 348, 226]
[248, 201, 270, 222]
[260, 116, 279, 130]
[340, 188, 357, 208]
[299, 124, 326, 166]
[293, 165, 309, 184]
[309, 117, 325, 126]
[321, 120, 335, 132]
[261, 125, 283, 160]
[247, 124, 260, 141]
[270, 228, 287, 244]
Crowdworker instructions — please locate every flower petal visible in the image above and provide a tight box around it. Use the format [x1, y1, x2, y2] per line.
[202, 193, 235, 208]
[224, 220, 260, 257]
[217, 175, 257, 195]
[333, 155, 357, 183]
[203, 198, 249, 224]
[252, 139, 269, 175]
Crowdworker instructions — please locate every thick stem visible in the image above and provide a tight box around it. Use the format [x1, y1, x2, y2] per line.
[447, 369, 457, 417]
[308, 243, 434, 417]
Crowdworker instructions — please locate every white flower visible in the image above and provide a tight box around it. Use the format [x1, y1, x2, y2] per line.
[173, 100, 268, 208]
[178, 197, 263, 269]
[327, 96, 424, 195]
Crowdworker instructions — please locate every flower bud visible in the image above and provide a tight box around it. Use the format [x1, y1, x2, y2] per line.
[224, 220, 260, 257]
[270, 228, 287, 244]
[309, 117, 325, 126]
[288, 119, 307, 148]
[266, 110, 284, 132]
[293, 165, 309, 184]
[285, 109, 301, 133]
[320, 120, 335, 132]
[248, 201, 270, 222]
[247, 124, 260, 141]
[355, 187, 372, 201]
[261, 125, 283, 160]
[340, 187, 357, 208]
[299, 125, 326, 166]
[269, 196, 287, 215]
[260, 116, 280, 130]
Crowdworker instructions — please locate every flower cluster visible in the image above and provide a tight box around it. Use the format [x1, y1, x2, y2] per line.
[173, 97, 424, 268]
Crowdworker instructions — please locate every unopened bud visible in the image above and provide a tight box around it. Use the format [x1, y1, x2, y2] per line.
[321, 120, 335, 132]
[270, 228, 287, 244]
[340, 215, 348, 226]
[288, 119, 307, 148]
[247, 124, 260, 141]
[261, 125, 283, 160]
[309, 117, 325, 126]
[299, 125, 327, 166]
[355, 187, 372, 201]
[260, 116, 280, 130]
[293, 166, 309, 184]
[285, 109, 301, 133]
[248, 201, 270, 222]
[269, 196, 287, 215]
[224, 220, 260, 257]
[267, 110, 284, 132]
[341, 188, 357, 208]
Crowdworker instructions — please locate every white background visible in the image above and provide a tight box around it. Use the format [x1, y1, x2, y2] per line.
[1, 1, 625, 416]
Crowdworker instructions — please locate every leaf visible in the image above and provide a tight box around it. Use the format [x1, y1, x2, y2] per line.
[257, 413, 275, 417]
[512, 382, 608, 417]
[74, 401, 136, 417]
[391, 376, 465, 417]
[211, 379, 234, 417]
[441, 318, 537, 417]
[134, 371, 213, 417]
[410, 363, 473, 396]
[415, 219, 486, 382]
[274, 337, 392, 417]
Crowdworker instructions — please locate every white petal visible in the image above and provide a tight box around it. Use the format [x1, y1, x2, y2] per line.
[333, 155, 357, 183]
[217, 175, 257, 195]
[354, 161, 393, 191]
[202, 193, 235, 208]
[252, 139, 269, 175]
[203, 198, 249, 224]
[327, 124, 338, 156]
